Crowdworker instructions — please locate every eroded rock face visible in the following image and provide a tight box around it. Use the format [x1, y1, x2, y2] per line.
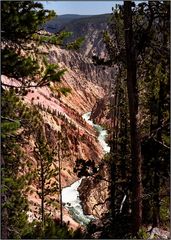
[78, 164, 110, 218]
[2, 21, 117, 226]
[90, 94, 115, 128]
[45, 14, 111, 58]
[48, 46, 116, 91]
[1, 41, 109, 227]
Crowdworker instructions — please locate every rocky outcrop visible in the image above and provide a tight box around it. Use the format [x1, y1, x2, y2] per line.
[47, 46, 116, 90]
[90, 94, 115, 128]
[78, 163, 109, 219]
[36, 44, 117, 115]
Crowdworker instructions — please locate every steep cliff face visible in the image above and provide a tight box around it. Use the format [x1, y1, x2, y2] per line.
[36, 44, 116, 115]
[90, 94, 115, 128]
[47, 46, 115, 92]
[78, 164, 110, 218]
[45, 14, 111, 58]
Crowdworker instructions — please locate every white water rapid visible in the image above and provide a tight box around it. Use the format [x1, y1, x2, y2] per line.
[82, 112, 110, 153]
[62, 178, 95, 225]
[62, 111, 110, 225]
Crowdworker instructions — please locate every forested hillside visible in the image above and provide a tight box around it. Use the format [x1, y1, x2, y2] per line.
[1, 1, 170, 239]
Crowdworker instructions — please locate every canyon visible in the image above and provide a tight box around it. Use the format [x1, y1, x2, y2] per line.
[2, 14, 116, 230]
[32, 14, 117, 228]
[2, 3, 170, 238]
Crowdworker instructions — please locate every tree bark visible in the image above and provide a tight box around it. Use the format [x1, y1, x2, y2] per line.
[109, 73, 119, 228]
[123, 1, 142, 235]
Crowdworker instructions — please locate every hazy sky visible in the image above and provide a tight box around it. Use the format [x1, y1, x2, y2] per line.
[41, 1, 123, 15]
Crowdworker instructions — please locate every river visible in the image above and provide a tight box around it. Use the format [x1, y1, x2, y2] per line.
[62, 112, 110, 225]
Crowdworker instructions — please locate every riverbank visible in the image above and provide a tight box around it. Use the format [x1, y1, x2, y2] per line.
[61, 111, 110, 226]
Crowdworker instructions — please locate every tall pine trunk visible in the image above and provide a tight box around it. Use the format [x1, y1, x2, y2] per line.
[109, 74, 120, 231]
[123, 1, 142, 235]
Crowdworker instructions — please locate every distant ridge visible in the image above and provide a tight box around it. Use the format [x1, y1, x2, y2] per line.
[45, 13, 111, 32]
[58, 14, 93, 20]
[58, 13, 110, 17]
[44, 13, 111, 58]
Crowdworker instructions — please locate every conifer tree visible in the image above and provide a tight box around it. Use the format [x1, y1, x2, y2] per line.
[123, 1, 142, 235]
[33, 127, 58, 234]
[1, 90, 36, 238]
[2, 1, 84, 90]
[93, 0, 169, 237]
[57, 132, 63, 226]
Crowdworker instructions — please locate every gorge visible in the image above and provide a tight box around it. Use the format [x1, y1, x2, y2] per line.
[2, 13, 113, 230]
[62, 111, 110, 226]
[2, 3, 170, 239]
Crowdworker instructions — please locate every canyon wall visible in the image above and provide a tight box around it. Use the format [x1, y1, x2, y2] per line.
[78, 163, 110, 219]
[1, 38, 114, 227]
[2, 14, 118, 227]
[45, 14, 111, 58]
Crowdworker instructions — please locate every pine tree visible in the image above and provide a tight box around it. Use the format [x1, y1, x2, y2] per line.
[123, 1, 142, 235]
[1, 90, 33, 238]
[33, 127, 58, 234]
[2, 1, 69, 90]
[1, 90, 60, 238]
[93, 0, 169, 237]
[57, 132, 63, 226]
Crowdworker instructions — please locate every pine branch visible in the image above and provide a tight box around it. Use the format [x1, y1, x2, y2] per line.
[152, 137, 170, 149]
[1, 116, 21, 123]
[2, 81, 48, 89]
